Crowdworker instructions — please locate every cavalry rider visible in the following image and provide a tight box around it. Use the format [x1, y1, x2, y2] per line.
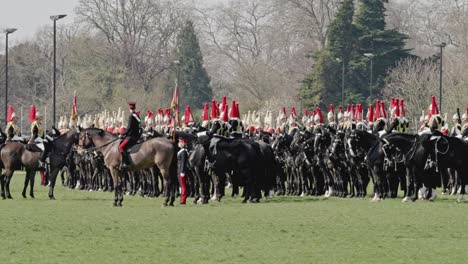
[288, 107, 298, 134]
[372, 100, 387, 136]
[5, 106, 21, 142]
[177, 137, 190, 205]
[450, 108, 462, 137]
[386, 98, 404, 134]
[313, 107, 325, 133]
[29, 106, 51, 169]
[399, 99, 409, 133]
[327, 104, 337, 131]
[461, 108, 468, 139]
[337, 105, 345, 131]
[427, 96, 444, 134]
[118, 102, 142, 170]
[355, 104, 367, 130]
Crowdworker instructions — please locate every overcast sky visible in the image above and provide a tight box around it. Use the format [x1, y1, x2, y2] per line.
[0, 0, 79, 47]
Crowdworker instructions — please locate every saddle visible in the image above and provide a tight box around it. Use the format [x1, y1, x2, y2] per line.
[26, 144, 43, 152]
[125, 142, 143, 154]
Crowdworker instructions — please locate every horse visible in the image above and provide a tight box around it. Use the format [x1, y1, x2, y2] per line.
[378, 133, 418, 199]
[419, 135, 468, 202]
[0, 130, 78, 200]
[78, 128, 177, 206]
[347, 129, 379, 200]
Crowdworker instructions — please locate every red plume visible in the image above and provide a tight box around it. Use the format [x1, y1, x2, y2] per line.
[235, 103, 240, 119]
[368, 104, 374, 122]
[184, 105, 193, 125]
[374, 100, 381, 119]
[329, 104, 334, 114]
[400, 99, 405, 117]
[202, 103, 209, 121]
[29, 105, 36, 122]
[338, 105, 343, 113]
[229, 100, 237, 119]
[381, 101, 387, 119]
[222, 105, 229, 122]
[211, 100, 218, 120]
[317, 108, 324, 124]
[303, 109, 309, 117]
[394, 99, 400, 117]
[431, 96, 439, 115]
[7, 106, 14, 122]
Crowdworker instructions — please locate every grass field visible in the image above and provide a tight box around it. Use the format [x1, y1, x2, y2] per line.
[1, 172, 467, 264]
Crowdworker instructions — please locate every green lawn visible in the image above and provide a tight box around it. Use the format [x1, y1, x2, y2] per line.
[0, 171, 467, 264]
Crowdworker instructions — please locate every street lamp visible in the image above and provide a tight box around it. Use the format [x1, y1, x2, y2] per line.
[364, 53, 375, 102]
[50, 14, 67, 128]
[335, 58, 345, 106]
[4, 28, 17, 126]
[435, 42, 446, 113]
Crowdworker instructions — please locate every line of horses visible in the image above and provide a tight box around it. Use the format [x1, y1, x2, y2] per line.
[1, 122, 467, 206]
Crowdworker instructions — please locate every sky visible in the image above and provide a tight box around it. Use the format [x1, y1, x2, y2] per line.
[0, 0, 79, 50]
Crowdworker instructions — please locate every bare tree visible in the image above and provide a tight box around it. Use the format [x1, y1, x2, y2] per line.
[76, 0, 184, 91]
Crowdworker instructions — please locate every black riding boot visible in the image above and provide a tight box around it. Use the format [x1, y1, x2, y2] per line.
[38, 151, 47, 171]
[120, 152, 130, 170]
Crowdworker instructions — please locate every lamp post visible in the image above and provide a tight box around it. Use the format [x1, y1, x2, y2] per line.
[364, 53, 375, 102]
[335, 58, 345, 106]
[50, 14, 67, 128]
[435, 42, 446, 113]
[4, 28, 17, 126]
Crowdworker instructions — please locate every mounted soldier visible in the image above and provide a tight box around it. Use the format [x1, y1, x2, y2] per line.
[29, 105, 51, 169]
[337, 105, 345, 131]
[118, 102, 142, 170]
[372, 100, 387, 136]
[327, 104, 337, 131]
[313, 107, 324, 134]
[5, 106, 21, 142]
[355, 104, 367, 131]
[461, 107, 468, 139]
[386, 98, 404, 134]
[427, 96, 443, 134]
[450, 108, 462, 137]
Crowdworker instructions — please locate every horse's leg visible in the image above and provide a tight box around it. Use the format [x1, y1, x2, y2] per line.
[0, 173, 6, 199]
[161, 168, 171, 207]
[111, 169, 119, 207]
[29, 170, 35, 198]
[22, 170, 30, 199]
[5, 170, 14, 199]
[48, 168, 60, 200]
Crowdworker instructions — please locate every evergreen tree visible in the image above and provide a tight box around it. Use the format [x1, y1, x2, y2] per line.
[170, 20, 212, 110]
[352, 0, 411, 100]
[299, 0, 411, 108]
[300, 0, 355, 108]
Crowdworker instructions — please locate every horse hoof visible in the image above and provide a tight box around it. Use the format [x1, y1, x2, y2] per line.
[30, 195, 35, 199]
[7, 195, 13, 199]
[22, 193, 27, 199]
[113, 202, 118, 207]
[49, 196, 55, 200]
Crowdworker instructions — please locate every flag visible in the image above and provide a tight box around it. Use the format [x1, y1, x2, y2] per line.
[71, 91, 78, 121]
[170, 83, 179, 112]
[170, 83, 180, 129]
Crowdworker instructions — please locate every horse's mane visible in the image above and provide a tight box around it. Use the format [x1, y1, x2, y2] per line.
[86, 127, 118, 139]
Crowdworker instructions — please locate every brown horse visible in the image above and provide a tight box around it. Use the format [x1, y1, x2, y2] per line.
[0, 130, 78, 200]
[78, 128, 177, 206]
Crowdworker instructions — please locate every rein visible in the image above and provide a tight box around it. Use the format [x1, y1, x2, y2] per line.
[82, 138, 120, 152]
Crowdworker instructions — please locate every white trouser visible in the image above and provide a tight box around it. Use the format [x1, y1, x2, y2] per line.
[11, 136, 24, 141]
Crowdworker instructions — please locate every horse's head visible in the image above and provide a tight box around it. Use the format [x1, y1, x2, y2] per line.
[79, 128, 105, 149]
